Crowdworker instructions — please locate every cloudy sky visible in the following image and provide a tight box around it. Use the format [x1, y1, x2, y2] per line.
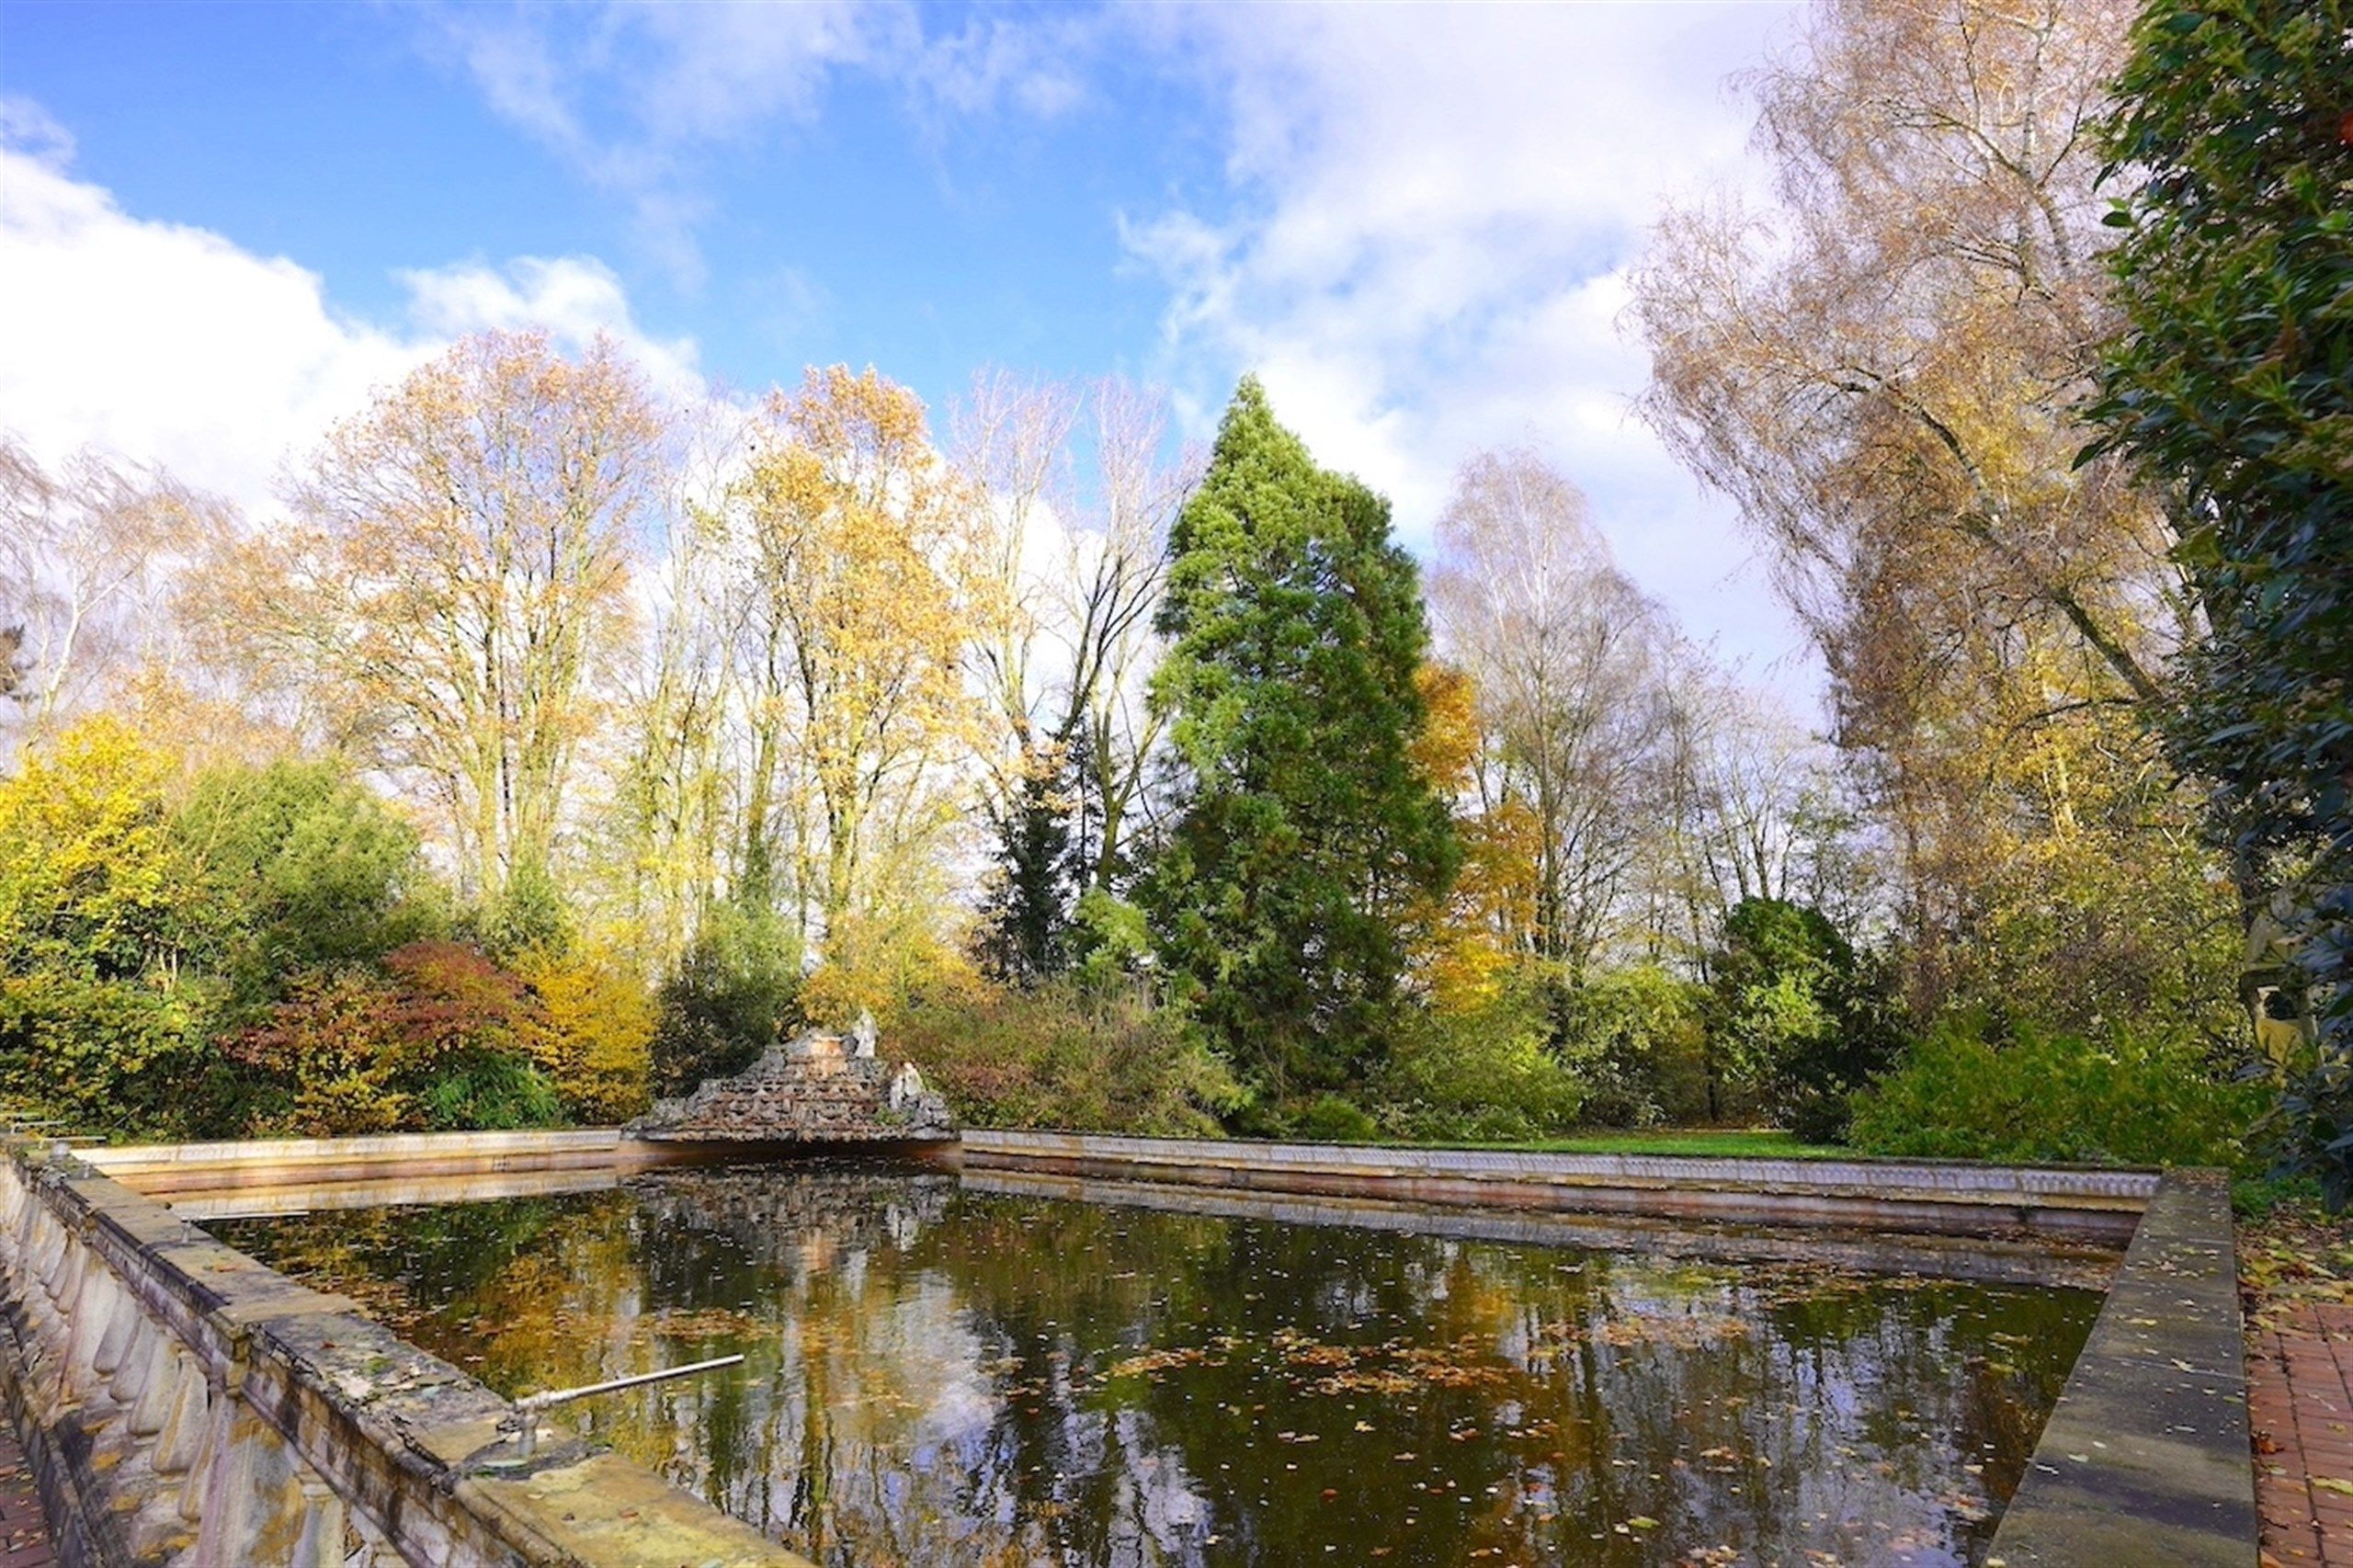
[0, 0, 1814, 700]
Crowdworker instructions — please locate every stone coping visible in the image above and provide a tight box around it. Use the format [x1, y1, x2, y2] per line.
[963, 1165, 2122, 1290]
[1984, 1167, 2257, 1567]
[0, 1139, 811, 1568]
[81, 1129, 631, 1186]
[958, 1129, 2160, 1240]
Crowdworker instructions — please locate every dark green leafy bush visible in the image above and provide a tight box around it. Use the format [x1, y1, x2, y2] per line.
[1847, 1017, 2266, 1168]
[650, 909, 801, 1095]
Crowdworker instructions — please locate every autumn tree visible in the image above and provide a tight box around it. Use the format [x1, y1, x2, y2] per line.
[1145, 378, 1456, 1105]
[0, 437, 236, 760]
[0, 718, 215, 1130]
[955, 374, 1194, 983]
[722, 366, 985, 971]
[1631, 0, 2232, 1029]
[220, 331, 665, 928]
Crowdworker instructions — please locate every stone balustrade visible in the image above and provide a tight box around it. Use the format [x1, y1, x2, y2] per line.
[0, 1138, 809, 1568]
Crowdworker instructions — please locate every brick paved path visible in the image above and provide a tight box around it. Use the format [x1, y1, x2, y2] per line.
[2252, 1301, 2353, 1565]
[0, 1412, 51, 1568]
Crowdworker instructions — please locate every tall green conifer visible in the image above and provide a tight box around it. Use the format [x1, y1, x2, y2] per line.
[1144, 379, 1456, 1108]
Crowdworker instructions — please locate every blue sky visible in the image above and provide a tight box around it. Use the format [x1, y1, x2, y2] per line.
[0, 0, 1813, 696]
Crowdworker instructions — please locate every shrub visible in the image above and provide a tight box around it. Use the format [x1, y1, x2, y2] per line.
[0, 719, 224, 1133]
[1846, 1017, 2267, 1169]
[1705, 898, 1901, 1139]
[227, 940, 560, 1136]
[417, 1051, 565, 1131]
[1293, 1094, 1377, 1143]
[1371, 982, 1584, 1142]
[517, 942, 656, 1122]
[0, 971, 221, 1136]
[1544, 964, 1711, 1129]
[893, 975, 1242, 1136]
[174, 758, 443, 1001]
[650, 910, 801, 1095]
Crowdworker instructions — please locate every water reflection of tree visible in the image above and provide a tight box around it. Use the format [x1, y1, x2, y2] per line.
[226, 1171, 2097, 1567]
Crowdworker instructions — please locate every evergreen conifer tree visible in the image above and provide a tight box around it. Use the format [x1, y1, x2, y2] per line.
[1144, 379, 1457, 1109]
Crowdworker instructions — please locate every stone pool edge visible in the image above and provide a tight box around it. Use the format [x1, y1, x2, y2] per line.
[74, 1128, 2257, 1565]
[0, 1137, 812, 1568]
[957, 1128, 2160, 1240]
[1984, 1166, 2257, 1567]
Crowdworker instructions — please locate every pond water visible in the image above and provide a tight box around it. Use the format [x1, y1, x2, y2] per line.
[212, 1160, 2100, 1568]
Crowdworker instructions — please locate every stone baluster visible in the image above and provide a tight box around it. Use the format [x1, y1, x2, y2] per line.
[192, 1398, 324, 1566]
[173, 1371, 229, 1528]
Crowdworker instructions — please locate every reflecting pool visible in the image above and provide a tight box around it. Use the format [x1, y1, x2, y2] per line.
[213, 1160, 2100, 1567]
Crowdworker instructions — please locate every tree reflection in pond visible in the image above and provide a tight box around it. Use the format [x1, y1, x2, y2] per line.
[216, 1160, 2097, 1567]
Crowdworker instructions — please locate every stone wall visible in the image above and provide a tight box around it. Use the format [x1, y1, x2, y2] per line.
[0, 1138, 809, 1568]
[960, 1130, 2161, 1239]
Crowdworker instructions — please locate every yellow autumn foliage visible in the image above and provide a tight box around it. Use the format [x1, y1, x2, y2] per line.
[1403, 663, 1542, 1012]
[517, 941, 657, 1122]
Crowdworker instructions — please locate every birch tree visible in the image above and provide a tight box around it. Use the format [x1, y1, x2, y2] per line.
[1429, 450, 1676, 975]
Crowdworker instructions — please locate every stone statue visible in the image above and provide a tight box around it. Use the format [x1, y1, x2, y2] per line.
[852, 1009, 878, 1059]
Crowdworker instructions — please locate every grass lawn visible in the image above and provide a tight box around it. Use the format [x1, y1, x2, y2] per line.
[1462, 1129, 1847, 1159]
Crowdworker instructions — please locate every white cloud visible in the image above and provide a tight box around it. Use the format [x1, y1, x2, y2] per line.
[413, 0, 903, 287]
[401, 255, 709, 409]
[0, 134, 417, 513]
[1120, 2, 1822, 702]
[0, 119, 714, 519]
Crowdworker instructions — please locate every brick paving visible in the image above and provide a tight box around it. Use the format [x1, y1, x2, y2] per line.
[0, 1411, 51, 1568]
[2252, 1301, 2353, 1566]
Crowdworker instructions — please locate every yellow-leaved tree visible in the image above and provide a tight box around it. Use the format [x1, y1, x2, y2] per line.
[210, 329, 667, 926]
[517, 939, 657, 1122]
[719, 366, 991, 1010]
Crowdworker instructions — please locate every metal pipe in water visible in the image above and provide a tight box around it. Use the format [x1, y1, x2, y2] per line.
[509, 1353, 745, 1460]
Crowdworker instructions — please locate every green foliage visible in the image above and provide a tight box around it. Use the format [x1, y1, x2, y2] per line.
[975, 755, 1082, 986]
[1293, 1094, 1379, 1143]
[474, 857, 572, 960]
[1542, 964, 1711, 1129]
[650, 907, 801, 1095]
[174, 757, 442, 1002]
[1070, 887, 1152, 992]
[893, 975, 1243, 1136]
[0, 719, 219, 1131]
[1708, 899, 1895, 1142]
[416, 1051, 565, 1131]
[1371, 980, 1585, 1143]
[1144, 378, 1458, 1101]
[0, 971, 221, 1135]
[1847, 1017, 2266, 1168]
[2093, 1, 2353, 1202]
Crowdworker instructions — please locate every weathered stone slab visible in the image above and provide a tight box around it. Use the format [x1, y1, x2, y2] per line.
[959, 1130, 2158, 1238]
[1985, 1167, 2257, 1567]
